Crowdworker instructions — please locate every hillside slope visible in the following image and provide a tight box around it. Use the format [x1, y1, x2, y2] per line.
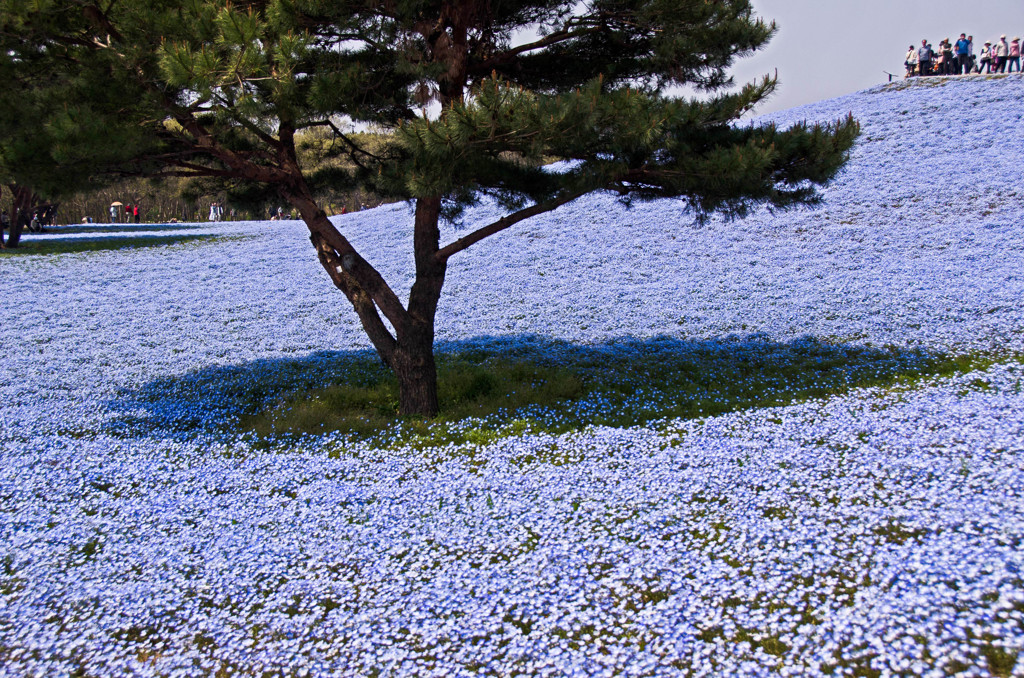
[7, 76, 1023, 400]
[429, 75, 1024, 352]
[1, 77, 1024, 677]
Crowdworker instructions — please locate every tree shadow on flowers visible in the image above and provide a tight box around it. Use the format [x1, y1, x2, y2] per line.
[0, 232, 218, 257]
[104, 333, 980, 448]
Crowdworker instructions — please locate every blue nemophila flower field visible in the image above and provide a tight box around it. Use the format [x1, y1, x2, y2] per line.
[2, 76, 1024, 676]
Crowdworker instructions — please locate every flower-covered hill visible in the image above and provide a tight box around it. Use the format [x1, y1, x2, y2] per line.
[1, 76, 1023, 676]
[437, 76, 1024, 354]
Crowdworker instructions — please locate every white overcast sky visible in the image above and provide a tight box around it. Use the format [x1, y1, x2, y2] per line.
[729, 0, 1024, 115]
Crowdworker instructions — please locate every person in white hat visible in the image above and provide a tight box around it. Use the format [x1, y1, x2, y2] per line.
[995, 35, 1009, 72]
[979, 40, 993, 73]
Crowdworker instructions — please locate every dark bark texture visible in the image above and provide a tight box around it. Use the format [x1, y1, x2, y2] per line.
[2, 185, 35, 249]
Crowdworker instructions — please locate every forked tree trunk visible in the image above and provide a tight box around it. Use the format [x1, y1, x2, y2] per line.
[293, 190, 448, 417]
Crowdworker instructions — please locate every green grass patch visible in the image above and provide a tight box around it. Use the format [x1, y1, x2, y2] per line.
[48, 223, 209, 235]
[238, 355, 586, 444]
[0, 233, 219, 256]
[223, 338, 1015, 450]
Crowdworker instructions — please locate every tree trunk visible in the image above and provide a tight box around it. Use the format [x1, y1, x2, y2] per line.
[293, 189, 448, 417]
[392, 325, 440, 416]
[395, 196, 447, 416]
[4, 185, 35, 248]
[8, 211, 26, 247]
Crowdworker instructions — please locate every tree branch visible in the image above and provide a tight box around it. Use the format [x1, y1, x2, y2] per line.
[301, 119, 386, 169]
[283, 190, 412, 333]
[434, 188, 588, 263]
[470, 18, 604, 74]
[310, 231, 398, 364]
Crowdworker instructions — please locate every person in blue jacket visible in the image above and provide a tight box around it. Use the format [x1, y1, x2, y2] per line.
[954, 34, 971, 74]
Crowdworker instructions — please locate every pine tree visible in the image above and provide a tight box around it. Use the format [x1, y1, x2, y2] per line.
[0, 0, 858, 415]
[0, 5, 169, 245]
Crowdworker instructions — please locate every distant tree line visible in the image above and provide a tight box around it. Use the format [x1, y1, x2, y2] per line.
[1, 131, 391, 227]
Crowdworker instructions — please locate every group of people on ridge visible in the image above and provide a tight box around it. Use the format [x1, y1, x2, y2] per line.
[906, 34, 1021, 76]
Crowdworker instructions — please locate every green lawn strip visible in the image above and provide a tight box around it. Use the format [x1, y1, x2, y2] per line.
[48, 223, 210, 235]
[0, 233, 222, 256]
[235, 341, 1020, 451]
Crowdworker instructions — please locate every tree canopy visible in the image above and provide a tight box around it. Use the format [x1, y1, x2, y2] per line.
[0, 0, 859, 415]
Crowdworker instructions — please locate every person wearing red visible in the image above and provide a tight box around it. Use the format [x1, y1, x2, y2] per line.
[1009, 37, 1021, 73]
